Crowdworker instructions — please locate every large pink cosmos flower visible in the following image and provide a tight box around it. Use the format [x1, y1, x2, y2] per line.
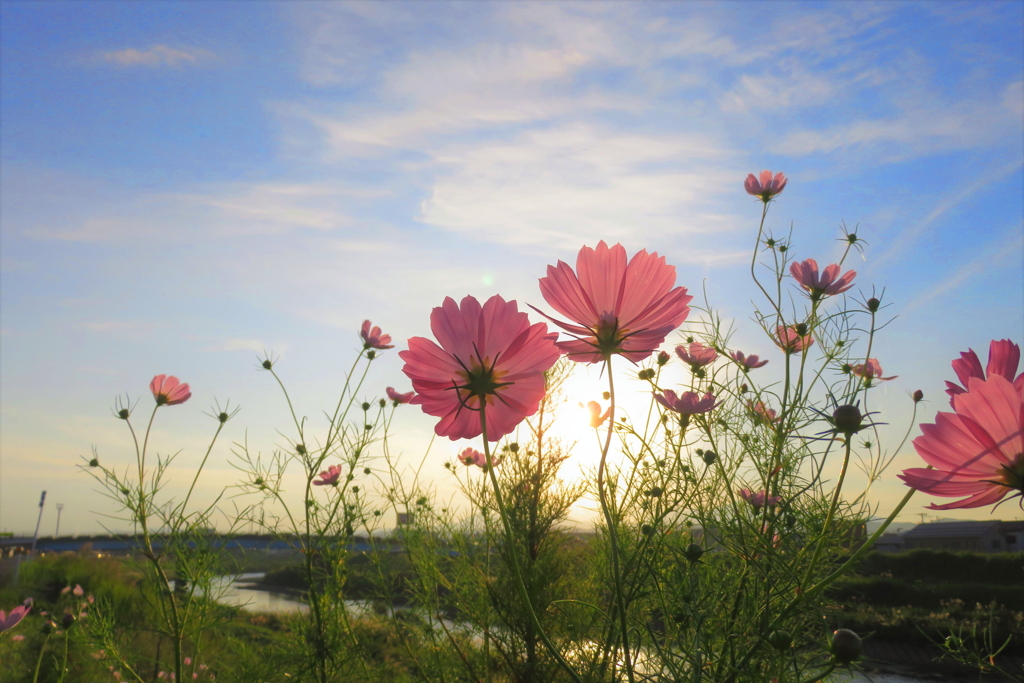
[775, 325, 814, 354]
[401, 295, 560, 441]
[851, 359, 897, 385]
[899, 375, 1024, 510]
[386, 387, 415, 405]
[654, 390, 718, 416]
[789, 259, 856, 301]
[0, 602, 30, 634]
[536, 241, 693, 364]
[731, 350, 768, 370]
[313, 464, 342, 487]
[360, 320, 394, 350]
[945, 339, 1024, 405]
[676, 342, 718, 370]
[150, 375, 191, 406]
[745, 170, 788, 202]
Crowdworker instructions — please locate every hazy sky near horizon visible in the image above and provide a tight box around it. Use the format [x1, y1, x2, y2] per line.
[2, 1, 1022, 535]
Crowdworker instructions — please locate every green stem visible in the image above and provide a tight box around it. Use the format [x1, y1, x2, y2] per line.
[32, 634, 50, 683]
[56, 631, 69, 683]
[479, 408, 585, 683]
[597, 357, 636, 683]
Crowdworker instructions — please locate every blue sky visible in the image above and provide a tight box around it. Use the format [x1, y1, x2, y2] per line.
[2, 1, 1022, 535]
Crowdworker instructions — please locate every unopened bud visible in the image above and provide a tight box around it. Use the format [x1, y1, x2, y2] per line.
[89, 458, 100, 468]
[866, 297, 880, 312]
[657, 351, 671, 366]
[794, 322, 809, 337]
[645, 487, 663, 498]
[379, 399, 386, 408]
[117, 409, 130, 420]
[830, 629, 862, 664]
[602, 392, 611, 400]
[739, 383, 748, 393]
[702, 451, 718, 466]
[912, 390, 923, 403]
[364, 468, 371, 475]
[366, 350, 376, 360]
[361, 402, 371, 411]
[296, 444, 306, 455]
[509, 442, 519, 453]
[62, 612, 76, 629]
[261, 359, 273, 370]
[832, 405, 863, 435]
[847, 233, 858, 244]
[683, 544, 704, 562]
[778, 245, 788, 253]
[841, 363, 852, 374]
[768, 630, 792, 650]
[641, 524, 654, 536]
[638, 368, 655, 380]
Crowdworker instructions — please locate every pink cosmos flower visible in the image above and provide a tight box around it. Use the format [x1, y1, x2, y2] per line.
[585, 401, 612, 428]
[898, 375, 1024, 509]
[360, 320, 394, 350]
[945, 339, 1024, 405]
[313, 464, 342, 487]
[458, 448, 484, 467]
[851, 359, 897, 385]
[400, 295, 560, 441]
[744, 170, 788, 202]
[385, 387, 415, 405]
[0, 603, 30, 633]
[775, 325, 814, 354]
[184, 658, 192, 666]
[747, 400, 779, 427]
[150, 375, 191, 406]
[654, 390, 718, 416]
[536, 241, 693, 364]
[676, 342, 718, 370]
[738, 488, 781, 510]
[72, 584, 84, 597]
[730, 350, 768, 370]
[789, 259, 856, 300]
[12, 634, 24, 641]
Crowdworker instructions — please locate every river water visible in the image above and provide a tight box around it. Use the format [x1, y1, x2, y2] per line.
[211, 574, 926, 683]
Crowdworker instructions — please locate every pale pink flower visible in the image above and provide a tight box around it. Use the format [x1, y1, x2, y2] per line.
[12, 634, 24, 641]
[401, 295, 560, 441]
[585, 401, 611, 428]
[360, 320, 394, 350]
[789, 259, 856, 300]
[150, 375, 192, 406]
[385, 387, 414, 405]
[458, 448, 484, 467]
[738, 488, 781, 510]
[654, 390, 718, 416]
[730, 350, 768, 370]
[744, 170, 788, 202]
[851, 359, 897, 385]
[536, 241, 692, 364]
[746, 400, 779, 427]
[313, 464, 342, 487]
[184, 658, 192, 666]
[0, 603, 30, 633]
[61, 586, 71, 594]
[72, 584, 84, 597]
[945, 339, 1024, 405]
[675, 342, 718, 370]
[158, 673, 166, 679]
[899, 375, 1024, 509]
[775, 326, 814, 354]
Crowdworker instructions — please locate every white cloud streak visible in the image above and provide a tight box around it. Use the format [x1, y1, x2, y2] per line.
[100, 45, 215, 68]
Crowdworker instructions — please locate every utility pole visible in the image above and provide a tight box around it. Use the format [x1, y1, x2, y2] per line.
[917, 512, 928, 525]
[55, 504, 65, 537]
[30, 491, 46, 553]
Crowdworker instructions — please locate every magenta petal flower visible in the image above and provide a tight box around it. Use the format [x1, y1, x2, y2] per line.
[738, 488, 781, 510]
[899, 375, 1024, 510]
[746, 400, 779, 427]
[0, 603, 30, 633]
[775, 326, 814, 354]
[789, 259, 856, 301]
[730, 350, 768, 370]
[676, 342, 718, 370]
[360, 320, 394, 350]
[313, 464, 342, 487]
[150, 375, 192, 406]
[536, 241, 693, 364]
[945, 339, 1024, 404]
[400, 295, 560, 441]
[385, 387, 415, 405]
[851, 359, 897, 385]
[585, 400, 611, 428]
[458, 448, 483, 466]
[744, 170, 788, 202]
[654, 389, 717, 416]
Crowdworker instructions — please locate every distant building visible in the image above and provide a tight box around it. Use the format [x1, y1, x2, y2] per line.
[396, 511, 414, 526]
[872, 533, 905, 553]
[900, 520, 1018, 553]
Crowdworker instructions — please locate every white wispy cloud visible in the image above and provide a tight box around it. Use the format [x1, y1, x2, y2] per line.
[100, 44, 215, 68]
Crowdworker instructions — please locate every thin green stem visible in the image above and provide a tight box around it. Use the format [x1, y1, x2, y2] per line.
[32, 634, 50, 683]
[480, 408, 586, 683]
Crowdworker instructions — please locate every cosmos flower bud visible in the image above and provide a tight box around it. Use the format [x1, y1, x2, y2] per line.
[638, 368, 655, 380]
[702, 451, 718, 466]
[657, 351, 671, 366]
[641, 524, 654, 536]
[361, 402, 371, 412]
[62, 612, 76, 629]
[683, 544, 704, 562]
[794, 323, 809, 337]
[117, 409, 130, 420]
[768, 630, 792, 650]
[296, 444, 306, 455]
[912, 389, 924, 403]
[89, 458, 100, 468]
[866, 297, 880, 312]
[261, 359, 273, 370]
[832, 405, 863, 435]
[830, 629, 862, 664]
